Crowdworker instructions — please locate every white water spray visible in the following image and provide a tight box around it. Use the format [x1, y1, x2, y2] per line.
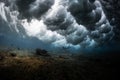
[0, 0, 114, 53]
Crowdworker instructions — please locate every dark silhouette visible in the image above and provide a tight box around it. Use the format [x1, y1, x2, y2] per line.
[35, 48, 50, 57]
[9, 53, 16, 57]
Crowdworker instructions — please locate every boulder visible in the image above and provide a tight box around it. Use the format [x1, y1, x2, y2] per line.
[35, 48, 50, 57]
[9, 53, 17, 57]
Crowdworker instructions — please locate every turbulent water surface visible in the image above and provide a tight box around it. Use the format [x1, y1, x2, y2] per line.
[0, 0, 114, 53]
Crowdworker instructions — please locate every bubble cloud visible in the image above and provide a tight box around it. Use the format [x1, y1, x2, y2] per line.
[0, 0, 114, 53]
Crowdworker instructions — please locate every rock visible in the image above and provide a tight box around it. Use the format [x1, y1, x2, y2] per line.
[35, 48, 50, 57]
[9, 53, 17, 57]
[58, 55, 69, 59]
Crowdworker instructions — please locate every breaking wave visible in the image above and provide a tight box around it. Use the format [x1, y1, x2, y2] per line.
[0, 0, 114, 53]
